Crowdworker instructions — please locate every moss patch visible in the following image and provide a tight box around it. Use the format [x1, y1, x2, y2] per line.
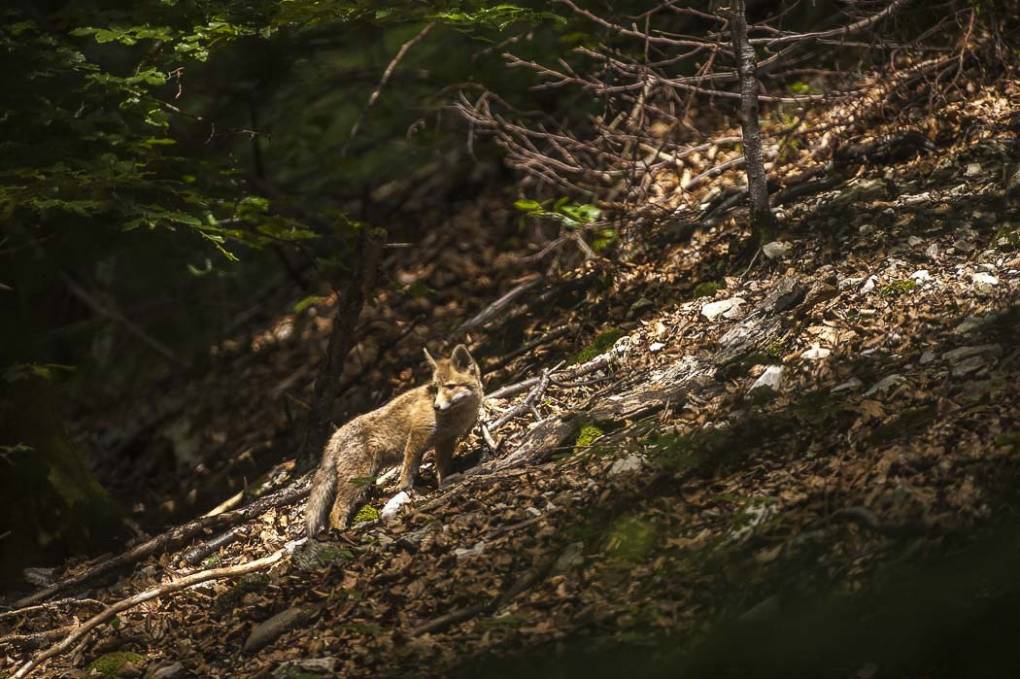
[604, 515, 657, 562]
[354, 504, 381, 524]
[573, 328, 625, 364]
[693, 280, 725, 299]
[85, 651, 145, 677]
[574, 424, 605, 453]
[881, 279, 917, 297]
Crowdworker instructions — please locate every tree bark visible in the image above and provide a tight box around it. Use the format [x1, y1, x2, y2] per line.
[730, 0, 776, 240]
[299, 226, 385, 468]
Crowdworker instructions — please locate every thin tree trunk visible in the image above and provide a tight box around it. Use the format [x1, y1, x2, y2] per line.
[299, 226, 385, 467]
[730, 0, 775, 240]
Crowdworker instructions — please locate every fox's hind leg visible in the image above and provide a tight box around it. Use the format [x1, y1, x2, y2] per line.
[328, 448, 380, 530]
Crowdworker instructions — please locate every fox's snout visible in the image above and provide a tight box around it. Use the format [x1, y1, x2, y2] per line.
[433, 388, 471, 412]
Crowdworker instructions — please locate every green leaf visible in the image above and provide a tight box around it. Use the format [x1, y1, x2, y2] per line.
[513, 198, 543, 212]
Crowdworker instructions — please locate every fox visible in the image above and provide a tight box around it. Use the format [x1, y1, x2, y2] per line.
[305, 344, 483, 536]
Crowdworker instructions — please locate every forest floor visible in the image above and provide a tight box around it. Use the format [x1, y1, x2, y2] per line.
[3, 72, 1020, 678]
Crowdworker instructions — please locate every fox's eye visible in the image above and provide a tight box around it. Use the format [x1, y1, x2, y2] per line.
[445, 383, 460, 389]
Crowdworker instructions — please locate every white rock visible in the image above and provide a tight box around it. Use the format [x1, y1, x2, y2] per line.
[860, 276, 878, 294]
[971, 272, 998, 292]
[925, 243, 940, 259]
[831, 377, 862, 393]
[954, 316, 984, 334]
[702, 297, 746, 322]
[649, 341, 665, 353]
[762, 241, 793, 260]
[802, 345, 831, 361]
[911, 269, 931, 284]
[943, 344, 1002, 364]
[919, 350, 936, 364]
[865, 374, 905, 397]
[381, 491, 412, 520]
[749, 366, 784, 393]
[609, 453, 645, 477]
[859, 223, 876, 236]
[722, 304, 746, 320]
[612, 335, 633, 357]
[908, 236, 923, 247]
[454, 541, 486, 560]
[965, 162, 982, 177]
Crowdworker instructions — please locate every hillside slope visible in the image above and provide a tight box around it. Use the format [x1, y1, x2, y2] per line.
[3, 74, 1020, 679]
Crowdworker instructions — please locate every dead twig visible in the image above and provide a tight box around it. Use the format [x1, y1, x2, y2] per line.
[13, 479, 309, 609]
[13, 548, 290, 678]
[345, 22, 435, 153]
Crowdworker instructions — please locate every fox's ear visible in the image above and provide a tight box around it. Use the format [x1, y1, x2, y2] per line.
[450, 344, 476, 371]
[423, 347, 438, 369]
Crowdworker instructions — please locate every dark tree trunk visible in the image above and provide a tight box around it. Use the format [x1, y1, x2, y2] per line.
[299, 226, 385, 468]
[730, 0, 776, 241]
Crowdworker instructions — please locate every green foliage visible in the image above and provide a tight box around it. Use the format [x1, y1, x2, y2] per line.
[514, 196, 602, 227]
[86, 652, 145, 677]
[604, 515, 657, 562]
[431, 4, 566, 30]
[693, 280, 725, 298]
[881, 279, 918, 297]
[354, 504, 381, 523]
[574, 424, 605, 453]
[573, 327, 624, 363]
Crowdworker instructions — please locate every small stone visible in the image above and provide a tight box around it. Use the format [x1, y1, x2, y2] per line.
[701, 297, 746, 322]
[925, 243, 940, 259]
[860, 276, 878, 294]
[381, 491, 411, 520]
[908, 235, 923, 247]
[454, 541, 486, 560]
[649, 341, 665, 353]
[554, 542, 585, 572]
[609, 453, 645, 477]
[865, 374, 905, 397]
[152, 663, 185, 679]
[832, 377, 862, 393]
[802, 345, 831, 361]
[971, 272, 999, 293]
[762, 241, 793, 259]
[951, 355, 988, 376]
[943, 344, 1002, 364]
[272, 658, 339, 677]
[919, 350, 936, 365]
[859, 223, 876, 236]
[953, 316, 985, 334]
[749, 365, 784, 394]
[965, 162, 982, 177]
[911, 269, 931, 284]
[838, 276, 864, 290]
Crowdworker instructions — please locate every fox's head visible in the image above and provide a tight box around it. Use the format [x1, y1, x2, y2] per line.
[424, 344, 483, 413]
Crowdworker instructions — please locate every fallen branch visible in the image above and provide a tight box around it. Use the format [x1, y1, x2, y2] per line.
[456, 275, 543, 334]
[13, 548, 290, 679]
[345, 22, 435, 152]
[0, 597, 103, 621]
[60, 271, 186, 368]
[486, 352, 614, 401]
[13, 479, 309, 609]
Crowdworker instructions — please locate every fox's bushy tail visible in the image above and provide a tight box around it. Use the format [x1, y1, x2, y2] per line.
[305, 462, 338, 537]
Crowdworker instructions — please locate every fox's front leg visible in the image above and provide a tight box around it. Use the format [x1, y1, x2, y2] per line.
[397, 428, 431, 492]
[434, 438, 455, 487]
